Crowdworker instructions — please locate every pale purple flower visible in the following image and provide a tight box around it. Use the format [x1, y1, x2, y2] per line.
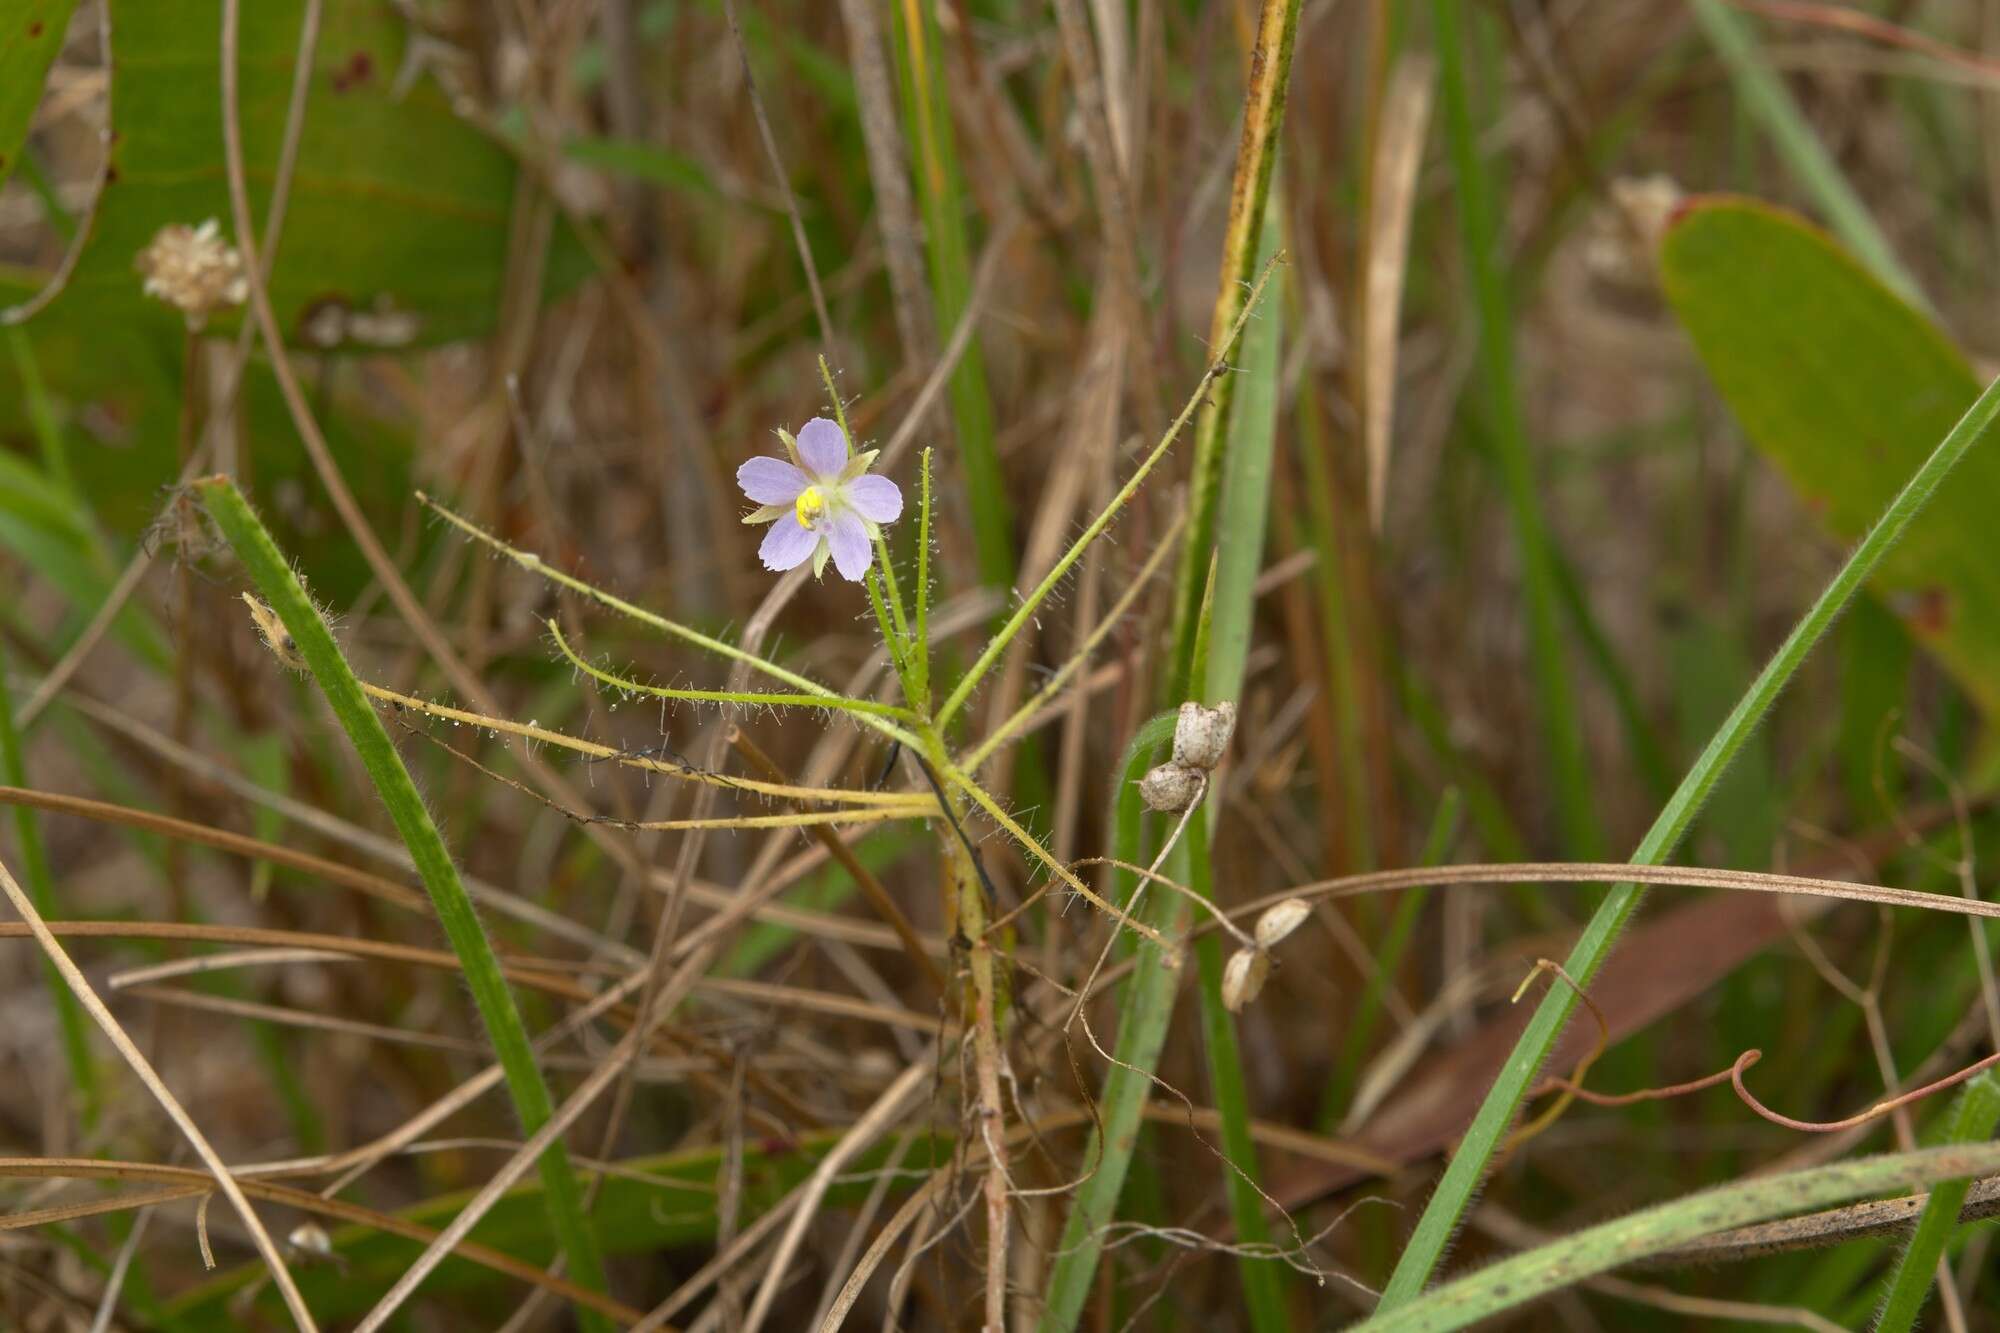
[737, 417, 903, 580]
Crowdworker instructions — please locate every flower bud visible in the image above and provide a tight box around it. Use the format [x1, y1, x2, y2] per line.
[1139, 762, 1203, 813]
[1221, 947, 1270, 1012]
[1172, 700, 1235, 771]
[1254, 897, 1311, 950]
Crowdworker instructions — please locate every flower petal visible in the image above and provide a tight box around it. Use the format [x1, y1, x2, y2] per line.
[758, 514, 819, 571]
[796, 416, 849, 478]
[844, 473, 903, 524]
[825, 511, 873, 581]
[737, 456, 808, 505]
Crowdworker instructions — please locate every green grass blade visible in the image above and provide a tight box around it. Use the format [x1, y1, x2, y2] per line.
[1874, 1072, 2000, 1333]
[1182, 819, 1289, 1329]
[1035, 714, 1173, 1330]
[194, 476, 611, 1331]
[1687, 0, 1923, 308]
[1187, 202, 1290, 1331]
[1376, 368, 2000, 1307]
[1361, 1141, 2000, 1332]
[1433, 0, 1599, 857]
[1165, 0, 1303, 700]
[0, 641, 99, 1123]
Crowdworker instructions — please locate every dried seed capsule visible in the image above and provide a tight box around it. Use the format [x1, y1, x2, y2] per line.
[1172, 700, 1236, 771]
[1221, 947, 1271, 1012]
[287, 1222, 333, 1260]
[1139, 761, 1203, 813]
[1254, 897, 1311, 950]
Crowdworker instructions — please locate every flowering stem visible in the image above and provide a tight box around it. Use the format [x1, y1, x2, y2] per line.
[865, 567, 914, 695]
[913, 448, 933, 711]
[916, 722, 1011, 1331]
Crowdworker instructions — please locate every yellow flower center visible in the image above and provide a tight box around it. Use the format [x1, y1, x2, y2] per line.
[794, 485, 827, 528]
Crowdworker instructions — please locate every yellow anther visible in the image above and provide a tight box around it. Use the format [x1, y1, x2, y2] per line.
[794, 486, 826, 528]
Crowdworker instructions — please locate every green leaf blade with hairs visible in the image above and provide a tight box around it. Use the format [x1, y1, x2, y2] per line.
[194, 476, 611, 1332]
[1359, 1141, 2000, 1332]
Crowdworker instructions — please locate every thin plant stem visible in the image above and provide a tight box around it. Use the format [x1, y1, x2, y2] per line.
[913, 448, 933, 710]
[420, 492, 908, 743]
[547, 618, 918, 725]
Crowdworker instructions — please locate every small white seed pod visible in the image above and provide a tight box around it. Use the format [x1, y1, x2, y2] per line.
[1172, 700, 1236, 771]
[1254, 897, 1311, 950]
[1139, 761, 1204, 813]
[287, 1221, 333, 1260]
[1221, 947, 1270, 1012]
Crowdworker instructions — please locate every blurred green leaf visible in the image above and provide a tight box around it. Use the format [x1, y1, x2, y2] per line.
[0, 0, 76, 192]
[563, 135, 723, 198]
[25, 0, 590, 356]
[1661, 197, 2000, 719]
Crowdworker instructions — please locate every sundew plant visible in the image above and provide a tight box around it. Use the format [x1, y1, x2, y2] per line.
[18, 1, 2000, 1331]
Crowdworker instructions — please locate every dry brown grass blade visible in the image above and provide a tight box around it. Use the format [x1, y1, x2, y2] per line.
[1210, 859, 2000, 932]
[345, 1023, 658, 1332]
[1361, 52, 1435, 530]
[733, 1061, 931, 1333]
[56, 680, 920, 960]
[728, 727, 945, 993]
[0, 1158, 643, 1324]
[0, 856, 317, 1330]
[0, 784, 427, 911]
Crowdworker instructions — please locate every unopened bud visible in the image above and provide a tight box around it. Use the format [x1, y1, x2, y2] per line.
[1172, 700, 1235, 771]
[1254, 898, 1311, 950]
[1139, 762, 1203, 813]
[1221, 947, 1270, 1012]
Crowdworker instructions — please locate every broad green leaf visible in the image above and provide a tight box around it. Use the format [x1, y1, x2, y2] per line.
[1660, 197, 2000, 718]
[24, 0, 589, 356]
[0, 0, 76, 192]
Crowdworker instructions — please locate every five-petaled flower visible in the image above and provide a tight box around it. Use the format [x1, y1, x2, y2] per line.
[737, 417, 903, 580]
